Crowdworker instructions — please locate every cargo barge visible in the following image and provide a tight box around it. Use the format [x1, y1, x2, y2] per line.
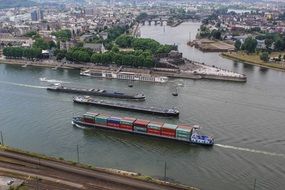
[47, 85, 145, 100]
[73, 96, 179, 117]
[72, 112, 214, 146]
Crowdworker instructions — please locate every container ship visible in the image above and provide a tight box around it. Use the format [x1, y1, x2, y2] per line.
[80, 70, 169, 83]
[73, 96, 179, 117]
[47, 85, 145, 100]
[72, 112, 214, 146]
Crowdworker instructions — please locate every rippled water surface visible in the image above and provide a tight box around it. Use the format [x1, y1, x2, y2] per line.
[0, 22, 285, 190]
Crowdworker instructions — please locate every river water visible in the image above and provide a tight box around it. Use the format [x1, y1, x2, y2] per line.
[0, 22, 285, 190]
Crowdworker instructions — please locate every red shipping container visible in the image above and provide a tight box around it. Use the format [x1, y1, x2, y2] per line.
[161, 131, 175, 137]
[107, 122, 120, 128]
[119, 124, 133, 130]
[84, 118, 95, 124]
[134, 119, 150, 127]
[148, 130, 161, 135]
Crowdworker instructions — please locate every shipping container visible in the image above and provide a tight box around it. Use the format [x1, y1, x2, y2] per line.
[176, 125, 193, 134]
[95, 114, 109, 124]
[147, 128, 161, 135]
[120, 117, 136, 126]
[176, 133, 190, 138]
[83, 112, 98, 119]
[119, 124, 133, 130]
[107, 117, 121, 128]
[134, 119, 150, 128]
[147, 121, 163, 130]
[119, 125, 133, 131]
[134, 126, 147, 133]
[162, 123, 177, 136]
[83, 118, 95, 124]
[161, 130, 176, 137]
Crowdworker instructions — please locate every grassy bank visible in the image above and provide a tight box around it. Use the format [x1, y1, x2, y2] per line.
[222, 52, 285, 71]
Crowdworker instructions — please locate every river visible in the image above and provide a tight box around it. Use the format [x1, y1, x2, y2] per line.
[0, 22, 285, 190]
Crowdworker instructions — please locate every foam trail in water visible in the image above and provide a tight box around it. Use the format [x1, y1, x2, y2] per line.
[0, 81, 47, 89]
[39, 77, 69, 84]
[215, 144, 285, 158]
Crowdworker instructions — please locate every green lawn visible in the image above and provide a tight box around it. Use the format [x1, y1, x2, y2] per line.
[222, 52, 285, 71]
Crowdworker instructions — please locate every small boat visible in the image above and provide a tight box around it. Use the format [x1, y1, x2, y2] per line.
[172, 86, 178, 96]
[128, 83, 133, 88]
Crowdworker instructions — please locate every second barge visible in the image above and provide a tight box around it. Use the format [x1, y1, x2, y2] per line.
[73, 96, 179, 117]
[47, 85, 145, 100]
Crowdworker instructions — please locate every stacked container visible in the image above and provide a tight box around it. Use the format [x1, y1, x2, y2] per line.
[83, 112, 98, 123]
[95, 114, 109, 125]
[120, 117, 136, 131]
[107, 117, 121, 128]
[133, 119, 150, 133]
[161, 123, 177, 138]
[176, 125, 193, 141]
[147, 121, 163, 135]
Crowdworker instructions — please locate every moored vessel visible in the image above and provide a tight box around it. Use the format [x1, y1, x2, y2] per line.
[80, 70, 169, 83]
[47, 85, 145, 100]
[72, 112, 214, 146]
[73, 96, 179, 117]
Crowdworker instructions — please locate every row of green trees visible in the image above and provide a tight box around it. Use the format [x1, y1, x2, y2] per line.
[54, 47, 154, 67]
[90, 51, 153, 67]
[3, 47, 42, 59]
[115, 35, 176, 54]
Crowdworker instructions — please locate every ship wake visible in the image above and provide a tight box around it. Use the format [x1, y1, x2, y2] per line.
[216, 144, 285, 158]
[0, 81, 47, 89]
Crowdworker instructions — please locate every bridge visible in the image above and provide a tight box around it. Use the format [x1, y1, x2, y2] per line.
[140, 16, 170, 26]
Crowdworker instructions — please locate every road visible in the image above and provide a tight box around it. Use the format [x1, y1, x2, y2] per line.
[0, 149, 197, 190]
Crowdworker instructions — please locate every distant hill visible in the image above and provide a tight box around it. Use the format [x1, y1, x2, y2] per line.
[0, 0, 37, 9]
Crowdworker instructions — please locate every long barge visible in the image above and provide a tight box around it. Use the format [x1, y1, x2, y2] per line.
[47, 85, 145, 100]
[73, 96, 179, 117]
[80, 70, 169, 83]
[72, 112, 214, 146]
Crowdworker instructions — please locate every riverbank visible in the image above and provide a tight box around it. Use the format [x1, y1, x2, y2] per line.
[222, 52, 285, 72]
[0, 58, 246, 82]
[0, 145, 197, 190]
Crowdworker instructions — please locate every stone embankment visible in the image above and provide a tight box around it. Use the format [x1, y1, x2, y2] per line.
[0, 58, 246, 82]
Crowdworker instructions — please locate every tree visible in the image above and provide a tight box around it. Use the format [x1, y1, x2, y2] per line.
[234, 40, 241, 51]
[111, 46, 119, 53]
[132, 38, 160, 53]
[260, 52, 269, 62]
[115, 35, 134, 48]
[211, 29, 221, 40]
[241, 37, 257, 53]
[274, 39, 285, 51]
[265, 38, 273, 50]
[24, 31, 37, 37]
[91, 53, 102, 63]
[52, 29, 72, 41]
[33, 38, 49, 50]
